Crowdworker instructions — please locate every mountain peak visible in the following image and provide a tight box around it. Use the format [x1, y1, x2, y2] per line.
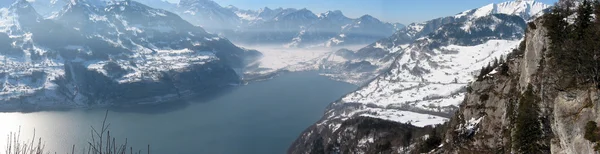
[10, 0, 32, 9]
[358, 14, 381, 23]
[325, 10, 343, 15]
[60, 0, 101, 15]
[66, 0, 108, 7]
[259, 6, 272, 12]
[320, 10, 345, 19]
[272, 8, 316, 22]
[456, 0, 550, 20]
[359, 14, 374, 19]
[179, 0, 220, 7]
[226, 5, 236, 8]
[293, 8, 315, 15]
[106, 0, 169, 15]
[6, 0, 42, 28]
[9, 0, 39, 16]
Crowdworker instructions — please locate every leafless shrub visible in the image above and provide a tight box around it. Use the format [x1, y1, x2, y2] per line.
[5, 128, 45, 154]
[4, 110, 149, 154]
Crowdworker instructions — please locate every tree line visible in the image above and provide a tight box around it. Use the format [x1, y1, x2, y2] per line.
[545, 0, 600, 89]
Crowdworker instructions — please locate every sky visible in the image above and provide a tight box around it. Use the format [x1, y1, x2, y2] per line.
[165, 0, 558, 24]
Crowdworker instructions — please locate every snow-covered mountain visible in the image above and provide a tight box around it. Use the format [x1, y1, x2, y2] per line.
[456, 0, 549, 20]
[130, 0, 404, 47]
[0, 0, 260, 110]
[316, 0, 551, 84]
[173, 0, 242, 32]
[235, 9, 403, 47]
[28, 0, 69, 17]
[328, 15, 404, 46]
[290, 1, 550, 153]
[27, 0, 112, 18]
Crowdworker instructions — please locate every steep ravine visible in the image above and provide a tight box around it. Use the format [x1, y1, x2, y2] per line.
[290, 15, 600, 154]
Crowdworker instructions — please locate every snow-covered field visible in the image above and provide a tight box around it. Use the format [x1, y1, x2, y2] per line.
[0, 56, 64, 101]
[322, 39, 522, 127]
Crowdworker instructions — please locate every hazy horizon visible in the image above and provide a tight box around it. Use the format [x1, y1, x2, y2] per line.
[164, 0, 558, 24]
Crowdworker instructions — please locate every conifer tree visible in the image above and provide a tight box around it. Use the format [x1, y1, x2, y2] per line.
[514, 84, 542, 154]
[545, 0, 600, 86]
[574, 0, 594, 40]
[545, 3, 569, 58]
[595, 0, 600, 23]
[593, 0, 600, 87]
[574, 0, 596, 84]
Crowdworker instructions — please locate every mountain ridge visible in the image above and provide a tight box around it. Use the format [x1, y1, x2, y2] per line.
[0, 0, 261, 110]
[105, 0, 406, 47]
[289, 1, 551, 153]
[315, 0, 551, 85]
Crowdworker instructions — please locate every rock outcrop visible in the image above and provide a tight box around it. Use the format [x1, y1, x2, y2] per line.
[290, 8, 600, 154]
[436, 16, 599, 154]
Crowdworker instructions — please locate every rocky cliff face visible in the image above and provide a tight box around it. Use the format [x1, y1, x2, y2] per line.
[436, 16, 552, 154]
[289, 14, 529, 154]
[431, 16, 599, 154]
[290, 5, 600, 154]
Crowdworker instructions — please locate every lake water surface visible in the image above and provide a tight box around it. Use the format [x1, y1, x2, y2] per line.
[0, 72, 356, 154]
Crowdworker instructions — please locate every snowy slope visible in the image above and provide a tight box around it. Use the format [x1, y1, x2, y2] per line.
[321, 17, 525, 129]
[373, 0, 549, 52]
[291, 1, 549, 152]
[25, 0, 113, 18]
[245, 0, 541, 85]
[0, 0, 260, 110]
[455, 0, 549, 20]
[315, 0, 549, 85]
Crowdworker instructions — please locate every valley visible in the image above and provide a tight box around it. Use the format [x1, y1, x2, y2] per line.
[6, 0, 597, 154]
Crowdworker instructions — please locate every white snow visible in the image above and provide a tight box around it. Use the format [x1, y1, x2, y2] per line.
[235, 12, 258, 21]
[89, 14, 108, 22]
[373, 42, 385, 49]
[0, 51, 65, 102]
[244, 46, 334, 75]
[326, 39, 521, 126]
[465, 116, 484, 131]
[0, 8, 15, 33]
[405, 23, 425, 37]
[325, 37, 344, 47]
[183, 10, 196, 15]
[357, 135, 375, 148]
[472, 4, 495, 18]
[456, 1, 550, 20]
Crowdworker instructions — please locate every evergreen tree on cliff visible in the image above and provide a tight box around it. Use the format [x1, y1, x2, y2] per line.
[514, 84, 542, 153]
[545, 0, 600, 88]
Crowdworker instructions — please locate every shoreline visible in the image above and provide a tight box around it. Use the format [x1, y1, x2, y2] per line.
[0, 70, 336, 113]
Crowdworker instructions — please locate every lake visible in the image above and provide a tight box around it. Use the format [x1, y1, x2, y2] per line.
[0, 72, 356, 154]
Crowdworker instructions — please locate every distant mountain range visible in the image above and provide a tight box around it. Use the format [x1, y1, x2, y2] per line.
[317, 0, 550, 84]
[27, 0, 403, 47]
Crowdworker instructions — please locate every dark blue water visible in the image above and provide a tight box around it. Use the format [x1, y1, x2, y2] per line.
[0, 72, 356, 154]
